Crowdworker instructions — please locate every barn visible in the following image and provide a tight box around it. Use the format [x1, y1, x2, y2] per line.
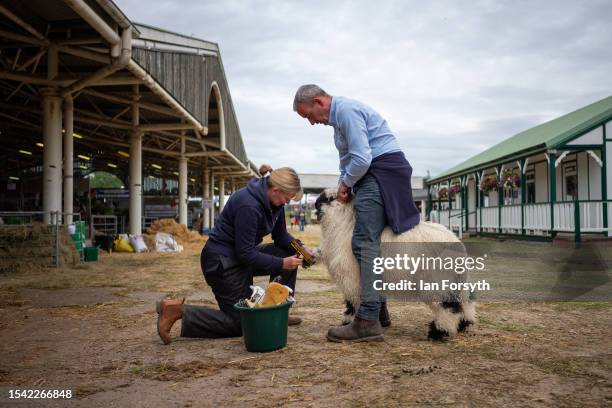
[0, 0, 257, 235]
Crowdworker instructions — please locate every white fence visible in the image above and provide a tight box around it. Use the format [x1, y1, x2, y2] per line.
[501, 205, 521, 231]
[432, 200, 611, 237]
[479, 207, 498, 231]
[524, 203, 550, 232]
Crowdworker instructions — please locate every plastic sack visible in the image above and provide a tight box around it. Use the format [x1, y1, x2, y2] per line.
[129, 234, 148, 253]
[154, 232, 183, 253]
[114, 238, 134, 253]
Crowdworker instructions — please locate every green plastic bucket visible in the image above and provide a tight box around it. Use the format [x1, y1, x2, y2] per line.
[233, 300, 294, 352]
[84, 246, 98, 262]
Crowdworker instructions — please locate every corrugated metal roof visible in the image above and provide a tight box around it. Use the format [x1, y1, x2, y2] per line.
[430, 95, 612, 182]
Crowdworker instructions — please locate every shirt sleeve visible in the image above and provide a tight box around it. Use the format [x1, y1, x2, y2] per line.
[271, 207, 295, 252]
[233, 206, 283, 273]
[337, 106, 372, 187]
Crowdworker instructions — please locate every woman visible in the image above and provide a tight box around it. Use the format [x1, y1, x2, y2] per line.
[157, 164, 313, 344]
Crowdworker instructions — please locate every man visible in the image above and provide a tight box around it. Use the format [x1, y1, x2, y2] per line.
[294, 84, 420, 342]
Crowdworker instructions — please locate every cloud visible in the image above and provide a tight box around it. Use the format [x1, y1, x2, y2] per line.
[117, 0, 612, 176]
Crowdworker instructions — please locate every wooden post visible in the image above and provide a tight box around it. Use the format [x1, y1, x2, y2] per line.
[497, 165, 502, 234]
[520, 158, 526, 236]
[548, 151, 557, 238]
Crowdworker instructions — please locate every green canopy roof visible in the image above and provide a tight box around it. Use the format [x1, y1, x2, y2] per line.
[429, 95, 612, 182]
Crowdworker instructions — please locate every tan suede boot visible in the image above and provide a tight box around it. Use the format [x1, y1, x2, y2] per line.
[156, 298, 185, 345]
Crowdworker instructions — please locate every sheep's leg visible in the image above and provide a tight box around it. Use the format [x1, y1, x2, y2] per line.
[342, 300, 356, 325]
[379, 301, 391, 327]
[458, 301, 476, 332]
[427, 301, 462, 340]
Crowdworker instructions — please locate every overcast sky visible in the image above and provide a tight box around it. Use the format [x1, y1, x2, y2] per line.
[116, 0, 612, 177]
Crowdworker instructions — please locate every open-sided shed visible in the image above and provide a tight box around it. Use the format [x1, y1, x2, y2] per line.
[0, 0, 258, 233]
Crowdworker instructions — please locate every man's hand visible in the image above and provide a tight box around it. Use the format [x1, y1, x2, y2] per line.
[337, 181, 351, 203]
[282, 255, 303, 270]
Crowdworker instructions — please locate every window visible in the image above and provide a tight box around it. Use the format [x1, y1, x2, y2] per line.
[563, 164, 577, 201]
[526, 172, 535, 204]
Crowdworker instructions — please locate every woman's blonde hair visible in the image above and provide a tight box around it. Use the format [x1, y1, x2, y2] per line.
[259, 164, 303, 201]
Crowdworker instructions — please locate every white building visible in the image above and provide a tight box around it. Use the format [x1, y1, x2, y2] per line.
[427, 96, 612, 241]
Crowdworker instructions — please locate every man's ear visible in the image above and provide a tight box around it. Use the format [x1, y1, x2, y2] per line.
[312, 96, 325, 106]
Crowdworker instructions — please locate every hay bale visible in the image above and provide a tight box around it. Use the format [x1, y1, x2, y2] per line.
[144, 219, 207, 250]
[0, 223, 80, 272]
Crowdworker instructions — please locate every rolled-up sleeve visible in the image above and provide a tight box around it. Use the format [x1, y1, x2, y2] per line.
[338, 107, 372, 187]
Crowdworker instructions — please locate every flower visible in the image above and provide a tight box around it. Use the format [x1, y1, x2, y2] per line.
[500, 168, 520, 190]
[438, 187, 449, 200]
[479, 176, 497, 193]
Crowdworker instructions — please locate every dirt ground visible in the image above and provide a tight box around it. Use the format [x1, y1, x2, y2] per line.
[0, 225, 610, 407]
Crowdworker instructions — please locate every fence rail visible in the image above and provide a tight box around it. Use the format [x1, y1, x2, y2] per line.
[430, 200, 611, 242]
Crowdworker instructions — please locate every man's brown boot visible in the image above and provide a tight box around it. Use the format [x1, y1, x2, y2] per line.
[156, 298, 184, 345]
[327, 317, 383, 342]
[288, 316, 302, 326]
[379, 302, 391, 328]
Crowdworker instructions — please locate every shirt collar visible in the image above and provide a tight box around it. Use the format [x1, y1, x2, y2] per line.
[328, 96, 337, 127]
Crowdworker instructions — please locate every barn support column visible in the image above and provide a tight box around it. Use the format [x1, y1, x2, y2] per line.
[129, 86, 142, 235]
[42, 88, 63, 224]
[178, 132, 187, 226]
[219, 176, 226, 211]
[210, 173, 215, 229]
[202, 168, 210, 231]
[63, 95, 74, 224]
[42, 44, 62, 224]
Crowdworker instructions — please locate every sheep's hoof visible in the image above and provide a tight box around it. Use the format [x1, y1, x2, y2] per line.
[428, 321, 450, 341]
[458, 319, 474, 332]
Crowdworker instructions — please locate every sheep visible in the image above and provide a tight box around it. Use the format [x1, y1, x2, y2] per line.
[315, 189, 476, 340]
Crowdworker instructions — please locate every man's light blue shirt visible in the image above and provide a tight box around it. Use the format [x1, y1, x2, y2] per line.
[328, 96, 401, 188]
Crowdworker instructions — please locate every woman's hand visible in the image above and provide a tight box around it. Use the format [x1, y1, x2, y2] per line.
[283, 255, 303, 270]
[302, 245, 317, 257]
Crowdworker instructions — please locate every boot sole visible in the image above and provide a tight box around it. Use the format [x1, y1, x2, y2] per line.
[326, 333, 384, 343]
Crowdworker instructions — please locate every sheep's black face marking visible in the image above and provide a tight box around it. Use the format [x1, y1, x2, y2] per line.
[315, 191, 336, 221]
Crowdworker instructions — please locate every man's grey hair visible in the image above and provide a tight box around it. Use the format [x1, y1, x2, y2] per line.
[293, 84, 329, 111]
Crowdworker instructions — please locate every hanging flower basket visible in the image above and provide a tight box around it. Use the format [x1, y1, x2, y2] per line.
[449, 185, 461, 198]
[500, 168, 520, 190]
[479, 176, 497, 193]
[438, 187, 449, 200]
